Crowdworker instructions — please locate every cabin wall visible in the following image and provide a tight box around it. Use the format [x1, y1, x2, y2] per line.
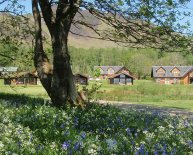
[109, 75, 133, 85]
[4, 77, 38, 85]
[155, 78, 181, 84]
[182, 75, 189, 85]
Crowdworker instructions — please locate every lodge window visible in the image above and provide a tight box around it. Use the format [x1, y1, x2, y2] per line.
[120, 74, 125, 78]
[114, 78, 119, 84]
[107, 68, 115, 74]
[120, 78, 125, 84]
[17, 78, 24, 84]
[171, 68, 180, 76]
[172, 71, 180, 76]
[126, 78, 132, 83]
[157, 68, 166, 77]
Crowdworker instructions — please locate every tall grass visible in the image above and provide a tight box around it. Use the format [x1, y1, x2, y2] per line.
[96, 80, 193, 102]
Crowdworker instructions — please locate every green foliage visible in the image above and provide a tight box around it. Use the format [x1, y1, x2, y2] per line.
[93, 68, 101, 77]
[0, 93, 193, 154]
[82, 82, 102, 102]
[0, 42, 34, 71]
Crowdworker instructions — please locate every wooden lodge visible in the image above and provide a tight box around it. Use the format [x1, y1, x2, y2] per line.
[108, 72, 134, 85]
[151, 66, 193, 84]
[0, 67, 18, 76]
[2, 71, 38, 85]
[74, 73, 88, 85]
[94, 66, 132, 79]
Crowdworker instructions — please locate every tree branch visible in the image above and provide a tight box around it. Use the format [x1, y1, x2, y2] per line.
[0, 53, 15, 60]
[38, 0, 55, 37]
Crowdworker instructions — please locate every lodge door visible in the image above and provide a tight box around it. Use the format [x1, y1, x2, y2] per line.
[190, 78, 193, 84]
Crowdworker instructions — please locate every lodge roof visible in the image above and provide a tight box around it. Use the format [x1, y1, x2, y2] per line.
[108, 71, 135, 79]
[0, 71, 38, 79]
[74, 73, 88, 79]
[152, 66, 193, 78]
[0, 67, 18, 72]
[94, 66, 124, 75]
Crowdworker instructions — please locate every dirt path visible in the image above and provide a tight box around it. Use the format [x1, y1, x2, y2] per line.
[97, 100, 193, 118]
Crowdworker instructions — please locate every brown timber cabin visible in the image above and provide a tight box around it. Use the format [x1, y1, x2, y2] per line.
[151, 66, 193, 84]
[108, 72, 134, 85]
[2, 71, 38, 85]
[74, 73, 88, 85]
[94, 66, 132, 79]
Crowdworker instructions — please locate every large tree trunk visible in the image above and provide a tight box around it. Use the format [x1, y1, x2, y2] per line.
[50, 22, 78, 106]
[32, 0, 83, 107]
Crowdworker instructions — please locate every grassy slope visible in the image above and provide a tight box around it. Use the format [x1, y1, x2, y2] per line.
[0, 79, 193, 110]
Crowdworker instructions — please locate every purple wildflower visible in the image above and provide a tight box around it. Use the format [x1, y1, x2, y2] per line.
[60, 123, 65, 129]
[62, 141, 70, 150]
[126, 128, 131, 136]
[74, 142, 80, 151]
[81, 132, 86, 139]
[139, 144, 145, 155]
[18, 141, 22, 148]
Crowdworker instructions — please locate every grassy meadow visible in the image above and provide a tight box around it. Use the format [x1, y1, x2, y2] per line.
[1, 80, 193, 154]
[1, 79, 193, 110]
[95, 80, 193, 111]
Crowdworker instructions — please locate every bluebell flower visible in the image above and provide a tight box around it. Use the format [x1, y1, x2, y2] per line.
[64, 130, 70, 136]
[74, 117, 79, 126]
[134, 132, 138, 137]
[36, 144, 44, 151]
[81, 132, 86, 139]
[18, 141, 22, 148]
[17, 129, 22, 134]
[60, 123, 65, 129]
[74, 142, 80, 151]
[62, 141, 70, 150]
[184, 120, 189, 127]
[30, 134, 33, 142]
[162, 150, 167, 155]
[139, 144, 145, 155]
[187, 140, 193, 148]
[163, 143, 167, 151]
[154, 150, 158, 155]
[106, 139, 117, 150]
[126, 128, 131, 136]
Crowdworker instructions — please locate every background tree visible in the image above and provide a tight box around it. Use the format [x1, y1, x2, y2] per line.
[0, 0, 34, 69]
[127, 54, 154, 79]
[93, 68, 101, 78]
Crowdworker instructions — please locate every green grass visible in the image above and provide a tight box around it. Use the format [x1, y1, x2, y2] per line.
[94, 80, 193, 110]
[1, 79, 193, 110]
[0, 79, 4, 85]
[0, 84, 47, 98]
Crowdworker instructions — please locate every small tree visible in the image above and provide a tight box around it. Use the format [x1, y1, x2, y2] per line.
[93, 68, 101, 78]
